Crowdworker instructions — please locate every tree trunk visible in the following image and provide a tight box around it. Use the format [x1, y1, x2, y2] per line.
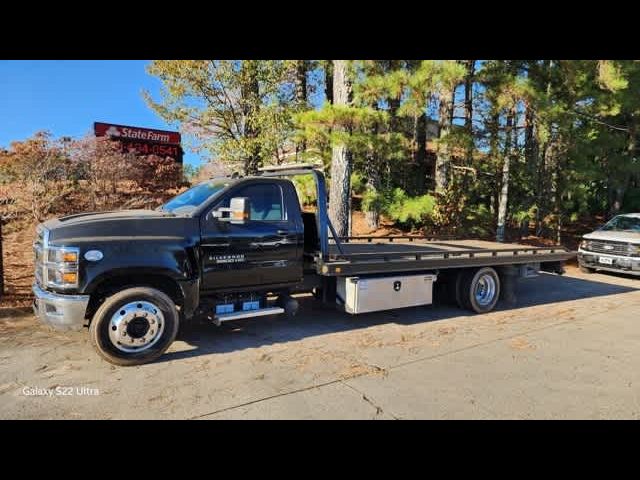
[413, 112, 427, 192]
[497, 109, 515, 242]
[324, 60, 334, 105]
[364, 151, 381, 230]
[328, 60, 353, 237]
[611, 119, 636, 215]
[488, 112, 500, 217]
[365, 102, 382, 230]
[464, 60, 475, 165]
[535, 142, 548, 236]
[240, 60, 261, 174]
[536, 60, 553, 236]
[435, 88, 454, 194]
[294, 60, 308, 160]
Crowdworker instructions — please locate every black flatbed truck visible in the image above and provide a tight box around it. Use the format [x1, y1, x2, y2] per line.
[32, 163, 576, 365]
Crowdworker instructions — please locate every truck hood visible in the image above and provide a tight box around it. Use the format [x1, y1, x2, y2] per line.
[42, 209, 198, 245]
[583, 230, 640, 243]
[47, 209, 168, 226]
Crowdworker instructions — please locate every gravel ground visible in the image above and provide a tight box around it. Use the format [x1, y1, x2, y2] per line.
[1, 266, 639, 419]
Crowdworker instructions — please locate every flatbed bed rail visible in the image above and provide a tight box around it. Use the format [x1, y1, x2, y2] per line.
[339, 235, 458, 243]
[317, 239, 576, 276]
[327, 245, 568, 262]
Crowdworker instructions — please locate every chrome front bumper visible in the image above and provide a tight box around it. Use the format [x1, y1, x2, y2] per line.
[32, 283, 90, 331]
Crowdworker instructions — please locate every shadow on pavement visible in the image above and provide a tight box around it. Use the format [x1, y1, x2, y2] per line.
[158, 272, 638, 363]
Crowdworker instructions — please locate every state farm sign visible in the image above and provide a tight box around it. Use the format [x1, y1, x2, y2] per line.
[94, 122, 183, 163]
[94, 122, 181, 144]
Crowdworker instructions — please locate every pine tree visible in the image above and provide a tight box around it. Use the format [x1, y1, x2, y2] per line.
[328, 60, 354, 237]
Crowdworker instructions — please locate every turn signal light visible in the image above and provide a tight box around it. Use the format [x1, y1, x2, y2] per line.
[62, 252, 78, 262]
[62, 272, 77, 284]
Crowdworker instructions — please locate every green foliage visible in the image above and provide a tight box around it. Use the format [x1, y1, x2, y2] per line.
[145, 60, 301, 173]
[385, 189, 436, 228]
[598, 60, 629, 92]
[623, 188, 640, 212]
[294, 104, 390, 154]
[141, 59, 640, 240]
[363, 188, 435, 229]
[350, 171, 366, 195]
[361, 188, 384, 214]
[291, 174, 317, 207]
[462, 203, 494, 237]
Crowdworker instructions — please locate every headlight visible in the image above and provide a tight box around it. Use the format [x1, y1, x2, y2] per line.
[580, 240, 590, 250]
[48, 247, 79, 263]
[628, 243, 640, 256]
[45, 246, 80, 289]
[47, 267, 78, 287]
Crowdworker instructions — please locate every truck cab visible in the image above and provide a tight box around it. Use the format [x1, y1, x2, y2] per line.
[32, 167, 326, 365]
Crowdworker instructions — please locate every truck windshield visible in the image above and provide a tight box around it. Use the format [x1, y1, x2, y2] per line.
[600, 215, 640, 232]
[161, 180, 229, 214]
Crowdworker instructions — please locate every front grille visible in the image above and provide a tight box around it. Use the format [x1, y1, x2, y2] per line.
[587, 240, 630, 256]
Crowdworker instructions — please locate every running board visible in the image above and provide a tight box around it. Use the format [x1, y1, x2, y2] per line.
[212, 307, 284, 326]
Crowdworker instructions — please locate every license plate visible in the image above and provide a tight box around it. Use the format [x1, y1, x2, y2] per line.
[242, 301, 260, 311]
[599, 257, 613, 265]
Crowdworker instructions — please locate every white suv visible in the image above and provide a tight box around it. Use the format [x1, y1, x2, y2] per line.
[578, 213, 640, 276]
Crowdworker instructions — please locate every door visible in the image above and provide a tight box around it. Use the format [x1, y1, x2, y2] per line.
[199, 181, 302, 292]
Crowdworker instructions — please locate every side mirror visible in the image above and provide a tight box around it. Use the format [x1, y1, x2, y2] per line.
[211, 197, 250, 225]
[229, 197, 250, 224]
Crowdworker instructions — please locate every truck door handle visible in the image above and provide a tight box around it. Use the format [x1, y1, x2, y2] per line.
[277, 229, 289, 235]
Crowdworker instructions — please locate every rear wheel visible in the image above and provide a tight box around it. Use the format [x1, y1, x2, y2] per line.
[459, 267, 500, 313]
[89, 287, 179, 366]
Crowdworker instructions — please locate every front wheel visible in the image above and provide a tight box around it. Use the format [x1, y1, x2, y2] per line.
[459, 267, 501, 313]
[89, 287, 179, 366]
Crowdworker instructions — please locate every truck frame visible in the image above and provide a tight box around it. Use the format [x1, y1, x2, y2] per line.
[32, 163, 576, 365]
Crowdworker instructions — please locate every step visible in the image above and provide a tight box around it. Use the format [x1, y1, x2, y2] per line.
[213, 306, 285, 325]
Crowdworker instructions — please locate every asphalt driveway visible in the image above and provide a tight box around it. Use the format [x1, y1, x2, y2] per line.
[1, 266, 639, 419]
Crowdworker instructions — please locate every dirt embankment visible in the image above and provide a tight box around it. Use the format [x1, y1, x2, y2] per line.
[2, 224, 37, 310]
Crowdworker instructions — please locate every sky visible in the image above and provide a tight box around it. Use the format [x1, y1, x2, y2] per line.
[0, 60, 202, 168]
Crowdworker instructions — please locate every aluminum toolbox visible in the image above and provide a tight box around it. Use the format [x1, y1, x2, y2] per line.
[337, 274, 437, 314]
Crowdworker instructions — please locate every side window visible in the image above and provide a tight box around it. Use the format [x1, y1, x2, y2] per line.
[235, 184, 284, 221]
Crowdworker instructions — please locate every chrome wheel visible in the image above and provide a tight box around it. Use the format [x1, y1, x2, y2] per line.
[108, 301, 165, 353]
[474, 274, 496, 306]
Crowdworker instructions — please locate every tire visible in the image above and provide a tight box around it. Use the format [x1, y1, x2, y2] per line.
[442, 271, 465, 308]
[579, 264, 595, 274]
[89, 287, 179, 366]
[452, 271, 465, 309]
[458, 267, 501, 313]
